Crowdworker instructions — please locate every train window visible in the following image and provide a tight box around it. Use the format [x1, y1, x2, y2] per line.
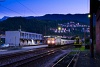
[63, 41, 64, 43]
[76, 39, 79, 44]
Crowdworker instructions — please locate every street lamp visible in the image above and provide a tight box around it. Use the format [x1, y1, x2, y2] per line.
[58, 27, 61, 30]
[88, 13, 94, 58]
[88, 14, 91, 18]
[90, 0, 94, 58]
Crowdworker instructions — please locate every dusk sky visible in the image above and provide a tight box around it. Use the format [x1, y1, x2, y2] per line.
[0, 0, 90, 18]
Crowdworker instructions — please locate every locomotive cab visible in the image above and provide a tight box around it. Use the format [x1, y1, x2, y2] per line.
[74, 36, 82, 47]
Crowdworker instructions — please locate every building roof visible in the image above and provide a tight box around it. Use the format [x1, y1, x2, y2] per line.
[6, 30, 42, 35]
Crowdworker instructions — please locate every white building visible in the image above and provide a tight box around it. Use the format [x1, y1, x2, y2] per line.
[5, 30, 43, 46]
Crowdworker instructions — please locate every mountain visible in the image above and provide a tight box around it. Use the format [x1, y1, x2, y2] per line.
[25, 14, 96, 25]
[0, 14, 96, 25]
[0, 17, 58, 35]
[0, 16, 9, 21]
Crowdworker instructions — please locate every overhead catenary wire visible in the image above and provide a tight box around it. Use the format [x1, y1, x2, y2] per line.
[0, 4, 23, 16]
[16, 0, 37, 15]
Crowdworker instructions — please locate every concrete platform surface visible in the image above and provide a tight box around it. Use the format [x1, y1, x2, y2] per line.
[76, 50, 100, 67]
[0, 45, 48, 55]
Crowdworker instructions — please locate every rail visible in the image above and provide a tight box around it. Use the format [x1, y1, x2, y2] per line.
[52, 50, 80, 67]
[0, 45, 70, 67]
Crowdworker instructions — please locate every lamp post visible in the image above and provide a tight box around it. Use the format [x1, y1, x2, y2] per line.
[58, 27, 61, 34]
[90, 0, 94, 58]
[83, 28, 86, 46]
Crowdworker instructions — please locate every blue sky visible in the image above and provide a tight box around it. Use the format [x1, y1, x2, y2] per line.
[0, 0, 90, 18]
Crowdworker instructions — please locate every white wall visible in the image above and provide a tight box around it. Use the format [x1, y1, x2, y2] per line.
[5, 31, 43, 46]
[5, 31, 20, 46]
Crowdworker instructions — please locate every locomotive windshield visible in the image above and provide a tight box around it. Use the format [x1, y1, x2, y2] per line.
[76, 38, 79, 44]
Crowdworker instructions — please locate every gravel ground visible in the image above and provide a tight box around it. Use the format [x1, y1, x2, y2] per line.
[76, 50, 100, 67]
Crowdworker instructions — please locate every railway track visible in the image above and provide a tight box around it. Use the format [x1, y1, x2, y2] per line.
[0, 45, 71, 67]
[52, 50, 80, 67]
[2, 49, 58, 67]
[0, 47, 54, 67]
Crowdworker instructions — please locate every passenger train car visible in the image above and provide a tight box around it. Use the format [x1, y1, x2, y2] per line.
[46, 37, 75, 47]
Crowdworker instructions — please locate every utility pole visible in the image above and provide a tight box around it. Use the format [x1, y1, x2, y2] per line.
[45, 24, 46, 36]
[90, 0, 94, 58]
[84, 28, 85, 46]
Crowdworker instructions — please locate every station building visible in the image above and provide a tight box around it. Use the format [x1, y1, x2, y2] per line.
[5, 30, 43, 46]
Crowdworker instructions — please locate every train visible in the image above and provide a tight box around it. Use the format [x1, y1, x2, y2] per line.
[74, 36, 82, 47]
[46, 36, 75, 47]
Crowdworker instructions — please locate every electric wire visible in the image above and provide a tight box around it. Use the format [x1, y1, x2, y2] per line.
[16, 0, 37, 15]
[0, 4, 23, 16]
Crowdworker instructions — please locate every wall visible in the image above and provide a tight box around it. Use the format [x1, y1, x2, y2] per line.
[5, 31, 20, 46]
[96, 8, 100, 54]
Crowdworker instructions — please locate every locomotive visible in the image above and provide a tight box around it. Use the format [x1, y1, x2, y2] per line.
[74, 36, 82, 47]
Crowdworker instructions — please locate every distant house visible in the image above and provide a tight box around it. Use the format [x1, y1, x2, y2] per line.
[4, 30, 43, 46]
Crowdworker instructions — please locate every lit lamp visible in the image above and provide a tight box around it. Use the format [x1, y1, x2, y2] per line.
[58, 27, 61, 30]
[88, 14, 91, 18]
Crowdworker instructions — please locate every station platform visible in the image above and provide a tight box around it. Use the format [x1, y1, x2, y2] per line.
[76, 50, 100, 67]
[0, 45, 48, 55]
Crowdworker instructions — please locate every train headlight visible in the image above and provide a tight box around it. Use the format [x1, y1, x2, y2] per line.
[52, 41, 55, 43]
[47, 40, 50, 44]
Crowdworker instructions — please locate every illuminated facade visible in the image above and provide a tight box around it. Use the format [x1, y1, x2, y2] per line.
[5, 30, 43, 46]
